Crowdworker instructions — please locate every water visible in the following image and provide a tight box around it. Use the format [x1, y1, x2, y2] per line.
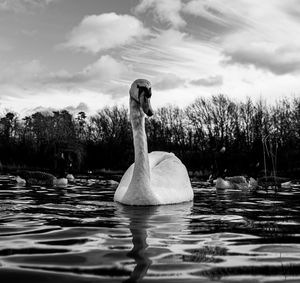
[0, 174, 300, 283]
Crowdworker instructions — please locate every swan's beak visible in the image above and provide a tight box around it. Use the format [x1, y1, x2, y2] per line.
[140, 91, 153, 117]
[140, 89, 153, 117]
[147, 102, 154, 117]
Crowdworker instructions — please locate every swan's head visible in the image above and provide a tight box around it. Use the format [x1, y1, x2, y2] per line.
[130, 79, 153, 117]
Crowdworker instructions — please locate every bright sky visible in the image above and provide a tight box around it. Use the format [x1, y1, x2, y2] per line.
[0, 0, 299, 116]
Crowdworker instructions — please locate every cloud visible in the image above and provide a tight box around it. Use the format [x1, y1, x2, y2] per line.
[65, 102, 90, 114]
[46, 55, 130, 87]
[284, 0, 300, 20]
[149, 28, 186, 46]
[135, 0, 185, 28]
[122, 28, 221, 82]
[183, 0, 246, 27]
[153, 73, 186, 90]
[3, 0, 300, 115]
[0, 56, 129, 88]
[61, 13, 149, 53]
[130, 1, 292, 76]
[222, 45, 300, 75]
[207, 1, 300, 75]
[0, 36, 13, 52]
[81, 55, 129, 80]
[0, 60, 44, 86]
[190, 75, 223, 87]
[0, 56, 132, 104]
[0, 86, 117, 116]
[0, 0, 56, 13]
[21, 29, 38, 37]
[29, 102, 90, 116]
[134, 0, 246, 31]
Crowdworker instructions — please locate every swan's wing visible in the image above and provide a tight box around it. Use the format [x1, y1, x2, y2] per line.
[114, 164, 134, 202]
[148, 151, 175, 168]
[150, 152, 193, 203]
[226, 176, 247, 184]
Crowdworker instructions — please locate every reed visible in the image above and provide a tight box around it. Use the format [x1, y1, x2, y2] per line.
[262, 134, 280, 189]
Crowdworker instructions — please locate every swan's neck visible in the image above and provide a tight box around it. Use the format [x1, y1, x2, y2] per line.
[133, 120, 149, 178]
[125, 99, 156, 204]
[130, 100, 151, 190]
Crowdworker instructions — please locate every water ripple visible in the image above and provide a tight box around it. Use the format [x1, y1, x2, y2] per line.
[0, 175, 300, 282]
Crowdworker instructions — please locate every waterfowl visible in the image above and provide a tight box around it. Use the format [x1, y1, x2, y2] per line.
[215, 176, 256, 190]
[114, 79, 193, 206]
[257, 176, 292, 190]
[211, 146, 258, 190]
[16, 171, 68, 187]
[66, 173, 75, 182]
[107, 179, 119, 186]
[281, 181, 292, 189]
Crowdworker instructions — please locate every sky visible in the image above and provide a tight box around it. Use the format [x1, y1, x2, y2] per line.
[0, 0, 300, 116]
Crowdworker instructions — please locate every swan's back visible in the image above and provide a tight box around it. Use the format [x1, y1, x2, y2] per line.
[16, 170, 68, 187]
[150, 152, 193, 204]
[114, 151, 193, 205]
[18, 171, 55, 186]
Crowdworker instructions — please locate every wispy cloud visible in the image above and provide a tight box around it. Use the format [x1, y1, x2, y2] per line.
[2, 0, 300, 115]
[135, 0, 300, 76]
[190, 75, 223, 87]
[0, 0, 56, 13]
[135, 0, 185, 28]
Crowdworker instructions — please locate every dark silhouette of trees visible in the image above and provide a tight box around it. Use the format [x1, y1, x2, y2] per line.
[87, 106, 132, 170]
[0, 95, 299, 178]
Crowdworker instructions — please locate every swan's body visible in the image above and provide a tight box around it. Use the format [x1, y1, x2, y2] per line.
[215, 177, 234, 189]
[114, 79, 193, 206]
[257, 176, 291, 189]
[66, 174, 75, 182]
[115, 151, 193, 205]
[281, 181, 292, 189]
[16, 171, 68, 187]
[215, 176, 257, 190]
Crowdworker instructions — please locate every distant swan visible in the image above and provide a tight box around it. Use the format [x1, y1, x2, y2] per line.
[215, 176, 257, 190]
[211, 146, 257, 190]
[16, 171, 68, 187]
[114, 79, 194, 205]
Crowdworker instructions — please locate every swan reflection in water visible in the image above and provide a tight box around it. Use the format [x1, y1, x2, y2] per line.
[115, 201, 193, 282]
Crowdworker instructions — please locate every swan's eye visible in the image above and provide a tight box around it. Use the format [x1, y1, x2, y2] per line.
[145, 88, 152, 98]
[138, 86, 151, 99]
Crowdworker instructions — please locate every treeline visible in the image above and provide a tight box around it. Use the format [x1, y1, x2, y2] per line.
[0, 95, 299, 178]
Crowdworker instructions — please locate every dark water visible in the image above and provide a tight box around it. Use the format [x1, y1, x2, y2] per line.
[0, 175, 300, 283]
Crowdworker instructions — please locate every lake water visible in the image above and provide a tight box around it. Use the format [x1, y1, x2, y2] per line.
[0, 174, 300, 283]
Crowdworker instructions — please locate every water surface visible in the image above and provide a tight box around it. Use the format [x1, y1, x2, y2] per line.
[0, 175, 300, 282]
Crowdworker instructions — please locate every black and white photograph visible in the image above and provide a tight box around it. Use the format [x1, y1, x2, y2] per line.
[0, 0, 299, 282]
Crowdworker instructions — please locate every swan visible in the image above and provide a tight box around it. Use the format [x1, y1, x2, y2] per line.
[210, 146, 258, 190]
[215, 176, 257, 190]
[114, 79, 194, 206]
[16, 170, 68, 187]
[66, 173, 75, 182]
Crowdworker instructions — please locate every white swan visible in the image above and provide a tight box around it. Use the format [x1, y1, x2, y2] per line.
[114, 79, 194, 206]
